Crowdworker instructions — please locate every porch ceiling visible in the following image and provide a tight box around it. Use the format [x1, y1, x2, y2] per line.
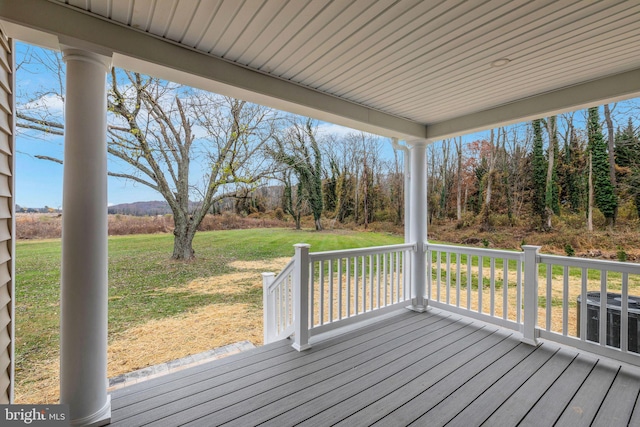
[2, 0, 640, 139]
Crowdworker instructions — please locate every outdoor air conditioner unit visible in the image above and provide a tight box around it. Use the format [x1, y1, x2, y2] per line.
[577, 291, 640, 353]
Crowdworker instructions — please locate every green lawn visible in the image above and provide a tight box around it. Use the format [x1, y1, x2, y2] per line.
[15, 228, 402, 377]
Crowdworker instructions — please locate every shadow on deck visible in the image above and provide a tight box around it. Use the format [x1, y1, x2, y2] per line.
[110, 308, 640, 426]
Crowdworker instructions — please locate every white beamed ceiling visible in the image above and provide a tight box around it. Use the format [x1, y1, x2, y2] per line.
[4, 0, 640, 139]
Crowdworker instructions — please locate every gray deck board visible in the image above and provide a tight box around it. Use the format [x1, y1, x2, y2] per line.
[110, 308, 640, 427]
[592, 366, 640, 426]
[480, 348, 577, 426]
[158, 313, 458, 426]
[245, 327, 504, 426]
[554, 359, 620, 426]
[413, 343, 549, 426]
[190, 317, 478, 426]
[518, 354, 597, 427]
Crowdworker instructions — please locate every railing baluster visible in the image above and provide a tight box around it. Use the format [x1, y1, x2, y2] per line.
[346, 256, 351, 317]
[478, 256, 483, 314]
[383, 252, 388, 306]
[280, 281, 284, 332]
[446, 252, 451, 305]
[369, 254, 374, 311]
[467, 254, 471, 310]
[309, 261, 315, 328]
[436, 251, 441, 302]
[546, 264, 552, 332]
[362, 255, 366, 313]
[503, 259, 508, 320]
[354, 256, 359, 315]
[580, 267, 587, 342]
[600, 270, 607, 347]
[320, 260, 325, 325]
[284, 276, 289, 332]
[427, 248, 432, 301]
[490, 257, 495, 317]
[328, 259, 333, 323]
[396, 251, 400, 301]
[621, 272, 629, 353]
[516, 259, 522, 324]
[377, 253, 381, 309]
[562, 265, 569, 336]
[456, 253, 461, 308]
[338, 258, 343, 320]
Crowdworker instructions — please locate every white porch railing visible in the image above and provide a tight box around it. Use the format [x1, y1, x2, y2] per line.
[427, 243, 640, 366]
[263, 243, 414, 349]
[264, 241, 640, 366]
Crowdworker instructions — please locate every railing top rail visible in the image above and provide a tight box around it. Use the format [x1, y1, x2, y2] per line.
[309, 243, 416, 261]
[425, 242, 523, 261]
[538, 253, 640, 274]
[266, 257, 295, 293]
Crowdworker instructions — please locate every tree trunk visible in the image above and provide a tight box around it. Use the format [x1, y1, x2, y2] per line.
[172, 221, 196, 260]
[455, 137, 462, 221]
[545, 116, 556, 229]
[481, 129, 498, 231]
[588, 153, 593, 232]
[603, 104, 617, 224]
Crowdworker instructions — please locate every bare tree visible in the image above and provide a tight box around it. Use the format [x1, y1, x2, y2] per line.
[108, 71, 277, 259]
[17, 51, 278, 259]
[603, 103, 618, 224]
[268, 118, 323, 231]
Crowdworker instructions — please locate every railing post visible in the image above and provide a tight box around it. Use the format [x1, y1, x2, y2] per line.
[522, 245, 541, 345]
[293, 244, 311, 351]
[262, 272, 276, 344]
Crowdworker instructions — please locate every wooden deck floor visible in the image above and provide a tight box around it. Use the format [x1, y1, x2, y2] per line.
[110, 309, 640, 426]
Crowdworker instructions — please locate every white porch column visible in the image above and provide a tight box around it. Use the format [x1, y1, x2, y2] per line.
[60, 47, 111, 427]
[407, 139, 428, 312]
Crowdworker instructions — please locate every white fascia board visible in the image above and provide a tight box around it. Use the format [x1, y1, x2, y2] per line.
[427, 68, 640, 140]
[0, 0, 426, 140]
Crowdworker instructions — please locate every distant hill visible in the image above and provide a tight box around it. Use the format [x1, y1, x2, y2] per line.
[108, 201, 172, 216]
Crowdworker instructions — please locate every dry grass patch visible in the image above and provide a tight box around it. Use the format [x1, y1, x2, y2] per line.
[108, 303, 263, 375]
[17, 303, 263, 404]
[228, 257, 291, 271]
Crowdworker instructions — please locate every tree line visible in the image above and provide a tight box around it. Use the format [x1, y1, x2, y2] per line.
[425, 106, 640, 233]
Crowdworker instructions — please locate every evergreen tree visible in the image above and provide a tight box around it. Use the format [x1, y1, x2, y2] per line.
[545, 116, 560, 221]
[557, 127, 585, 213]
[587, 107, 617, 226]
[615, 117, 640, 169]
[614, 117, 640, 216]
[531, 119, 547, 229]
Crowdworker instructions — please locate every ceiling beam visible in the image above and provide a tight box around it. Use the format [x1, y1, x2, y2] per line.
[427, 68, 640, 140]
[0, 0, 427, 139]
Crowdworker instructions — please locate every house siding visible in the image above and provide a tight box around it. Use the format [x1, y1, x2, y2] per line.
[0, 26, 14, 404]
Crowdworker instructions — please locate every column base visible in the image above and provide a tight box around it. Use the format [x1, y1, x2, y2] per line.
[292, 342, 311, 352]
[70, 396, 111, 427]
[406, 297, 428, 312]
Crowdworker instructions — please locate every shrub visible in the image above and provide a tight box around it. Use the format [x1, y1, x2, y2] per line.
[564, 244, 575, 257]
[617, 246, 628, 262]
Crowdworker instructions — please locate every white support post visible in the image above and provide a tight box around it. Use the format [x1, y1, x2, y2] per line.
[292, 244, 311, 351]
[59, 47, 112, 427]
[407, 139, 428, 312]
[262, 272, 275, 344]
[522, 245, 541, 345]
